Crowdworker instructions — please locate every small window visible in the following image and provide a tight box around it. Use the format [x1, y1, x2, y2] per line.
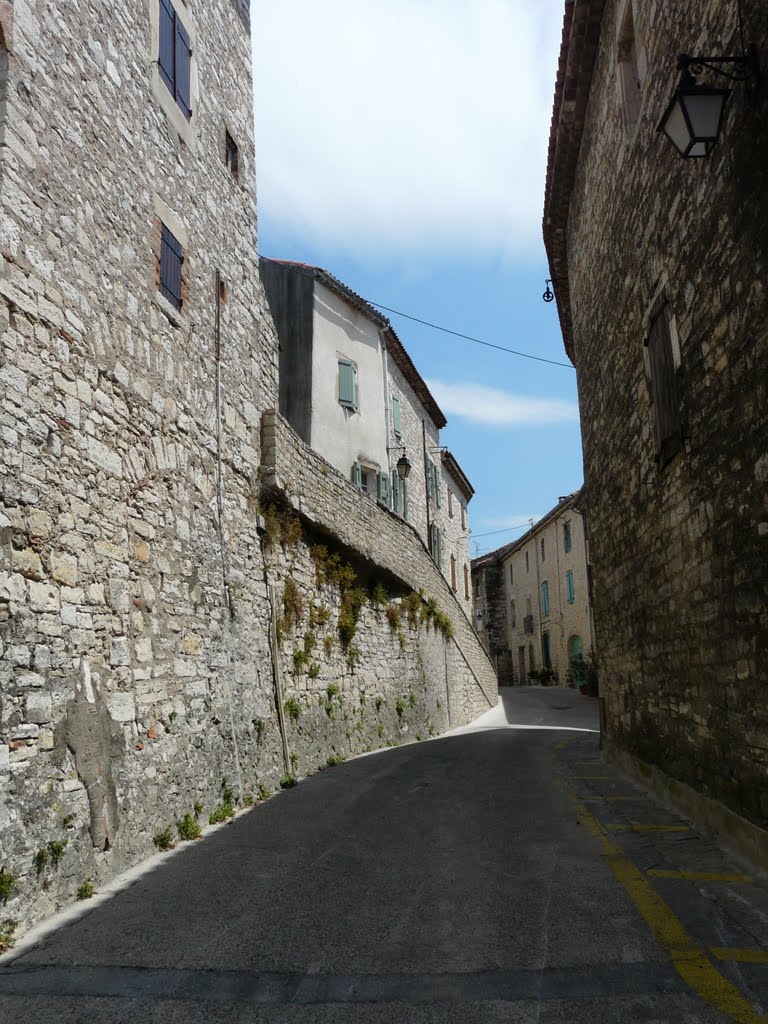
[563, 521, 572, 553]
[160, 223, 184, 310]
[526, 596, 532, 617]
[566, 570, 575, 604]
[646, 301, 682, 465]
[464, 564, 469, 600]
[461, 505, 466, 531]
[542, 632, 552, 670]
[474, 576, 480, 598]
[509, 564, 514, 584]
[158, 0, 192, 121]
[224, 129, 239, 178]
[448, 489, 454, 518]
[338, 359, 358, 410]
[391, 396, 402, 438]
[510, 600, 516, 628]
[541, 538, 545, 561]
[525, 551, 529, 573]
[450, 555, 457, 592]
[541, 581, 550, 616]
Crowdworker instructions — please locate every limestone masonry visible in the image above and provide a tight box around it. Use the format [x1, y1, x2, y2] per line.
[0, 0, 495, 936]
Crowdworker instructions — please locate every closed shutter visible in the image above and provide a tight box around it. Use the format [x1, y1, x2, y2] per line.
[158, 0, 175, 92]
[160, 224, 183, 309]
[402, 479, 409, 520]
[437, 529, 442, 568]
[351, 461, 362, 488]
[392, 396, 401, 437]
[646, 304, 681, 465]
[427, 461, 435, 499]
[175, 16, 192, 120]
[541, 581, 549, 615]
[450, 555, 456, 592]
[391, 471, 400, 513]
[435, 467, 442, 508]
[339, 361, 357, 409]
[566, 570, 575, 604]
[377, 472, 389, 503]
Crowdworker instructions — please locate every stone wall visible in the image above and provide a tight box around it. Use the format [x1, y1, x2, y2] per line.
[261, 410, 498, 712]
[559, 0, 768, 828]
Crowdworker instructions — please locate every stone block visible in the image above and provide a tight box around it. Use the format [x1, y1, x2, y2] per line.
[108, 579, 131, 612]
[11, 547, 44, 580]
[51, 552, 78, 586]
[17, 671, 45, 690]
[29, 581, 60, 612]
[26, 689, 52, 724]
[107, 691, 135, 723]
[110, 636, 131, 666]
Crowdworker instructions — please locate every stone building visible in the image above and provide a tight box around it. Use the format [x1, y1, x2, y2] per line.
[544, 0, 768, 852]
[0, 0, 495, 936]
[471, 493, 593, 686]
[259, 259, 477, 598]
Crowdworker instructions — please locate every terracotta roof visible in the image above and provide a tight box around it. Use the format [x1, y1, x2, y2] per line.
[542, 0, 606, 361]
[470, 490, 583, 570]
[441, 449, 475, 502]
[263, 259, 447, 430]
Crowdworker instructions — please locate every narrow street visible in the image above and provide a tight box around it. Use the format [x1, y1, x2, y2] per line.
[1, 688, 767, 1023]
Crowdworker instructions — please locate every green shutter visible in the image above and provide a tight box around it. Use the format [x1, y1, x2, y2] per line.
[339, 360, 357, 409]
[402, 479, 409, 520]
[392, 396, 402, 437]
[437, 528, 442, 568]
[428, 461, 434, 499]
[435, 466, 442, 508]
[377, 472, 389, 502]
[352, 461, 362, 488]
[392, 471, 400, 513]
[566, 570, 575, 604]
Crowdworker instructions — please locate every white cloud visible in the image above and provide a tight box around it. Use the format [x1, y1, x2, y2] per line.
[426, 379, 578, 426]
[252, 1, 562, 262]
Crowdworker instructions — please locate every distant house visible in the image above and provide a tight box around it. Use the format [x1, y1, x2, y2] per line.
[472, 493, 593, 686]
[259, 259, 475, 595]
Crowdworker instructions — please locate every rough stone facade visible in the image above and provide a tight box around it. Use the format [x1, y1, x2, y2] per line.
[544, 1, 768, 831]
[440, 452, 473, 612]
[0, 0, 494, 937]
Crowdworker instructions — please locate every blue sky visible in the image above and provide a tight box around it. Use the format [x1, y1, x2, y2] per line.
[251, 0, 582, 557]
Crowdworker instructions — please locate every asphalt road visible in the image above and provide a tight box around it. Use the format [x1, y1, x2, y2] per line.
[2, 687, 768, 1023]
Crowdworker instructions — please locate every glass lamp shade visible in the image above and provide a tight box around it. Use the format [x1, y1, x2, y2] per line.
[396, 455, 412, 479]
[658, 77, 731, 157]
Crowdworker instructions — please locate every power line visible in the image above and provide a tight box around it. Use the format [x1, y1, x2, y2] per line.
[472, 522, 533, 539]
[260, 256, 574, 370]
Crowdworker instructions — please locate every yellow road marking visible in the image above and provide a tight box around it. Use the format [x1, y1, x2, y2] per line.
[554, 739, 571, 750]
[607, 824, 690, 832]
[568, 789, 764, 1023]
[711, 948, 768, 965]
[649, 870, 752, 883]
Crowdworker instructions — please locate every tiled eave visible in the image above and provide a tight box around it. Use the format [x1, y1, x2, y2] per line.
[542, 0, 606, 362]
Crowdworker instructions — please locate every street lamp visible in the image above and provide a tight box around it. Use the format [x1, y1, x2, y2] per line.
[658, 45, 760, 158]
[396, 455, 412, 480]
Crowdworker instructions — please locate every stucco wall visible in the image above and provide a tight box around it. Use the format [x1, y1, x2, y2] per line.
[563, 0, 768, 827]
[310, 281, 388, 480]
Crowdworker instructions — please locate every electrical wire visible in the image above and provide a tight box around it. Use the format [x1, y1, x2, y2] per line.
[260, 255, 575, 370]
[472, 522, 534, 539]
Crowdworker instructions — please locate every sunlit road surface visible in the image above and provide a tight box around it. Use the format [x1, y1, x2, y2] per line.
[2, 687, 768, 1023]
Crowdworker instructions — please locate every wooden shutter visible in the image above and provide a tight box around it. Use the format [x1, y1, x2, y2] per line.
[377, 472, 389, 503]
[175, 15, 192, 120]
[437, 529, 442, 568]
[158, 0, 175, 93]
[566, 570, 575, 604]
[435, 466, 442, 508]
[391, 471, 400, 513]
[427, 461, 434, 499]
[392, 396, 401, 437]
[351, 461, 362, 488]
[339, 361, 356, 409]
[402, 479, 409, 520]
[646, 304, 681, 464]
[464, 564, 469, 599]
[450, 555, 457, 592]
[160, 224, 183, 309]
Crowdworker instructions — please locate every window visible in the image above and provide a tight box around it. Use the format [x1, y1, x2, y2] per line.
[450, 555, 457, 592]
[563, 521, 572, 553]
[526, 596, 532, 617]
[461, 505, 466, 530]
[528, 644, 535, 671]
[352, 462, 376, 494]
[509, 563, 514, 585]
[540, 538, 545, 561]
[646, 300, 682, 465]
[510, 600, 516, 628]
[338, 359, 357, 410]
[448, 489, 454, 518]
[464, 564, 469, 600]
[474, 575, 480, 598]
[525, 551, 529, 573]
[566, 570, 575, 604]
[160, 223, 184, 310]
[158, 0, 192, 120]
[391, 396, 402, 438]
[541, 581, 550, 616]
[224, 129, 239, 178]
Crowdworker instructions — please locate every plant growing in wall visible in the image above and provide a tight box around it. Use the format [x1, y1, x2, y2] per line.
[293, 648, 309, 673]
[284, 696, 301, 721]
[177, 813, 202, 841]
[279, 773, 297, 789]
[47, 840, 67, 867]
[0, 868, 18, 905]
[153, 827, 175, 851]
[77, 881, 94, 901]
[0, 920, 17, 953]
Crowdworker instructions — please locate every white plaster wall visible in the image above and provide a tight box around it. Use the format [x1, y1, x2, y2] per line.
[310, 282, 388, 481]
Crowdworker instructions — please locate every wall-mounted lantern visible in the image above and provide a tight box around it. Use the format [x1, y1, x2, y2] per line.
[658, 44, 760, 157]
[396, 454, 412, 480]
